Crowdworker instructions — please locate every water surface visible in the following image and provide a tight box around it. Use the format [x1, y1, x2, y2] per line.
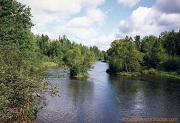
[36, 61, 180, 123]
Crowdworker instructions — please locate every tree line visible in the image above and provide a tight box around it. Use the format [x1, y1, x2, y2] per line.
[1, 0, 179, 122]
[35, 34, 103, 78]
[106, 30, 180, 77]
[0, 0, 102, 122]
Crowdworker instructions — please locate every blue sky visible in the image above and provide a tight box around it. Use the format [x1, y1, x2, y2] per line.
[17, 0, 180, 50]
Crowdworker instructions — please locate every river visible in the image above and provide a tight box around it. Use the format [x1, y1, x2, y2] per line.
[36, 61, 180, 123]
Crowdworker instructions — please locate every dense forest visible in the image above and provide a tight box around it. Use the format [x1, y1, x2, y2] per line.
[106, 31, 180, 78]
[1, 0, 180, 122]
[35, 34, 103, 78]
[0, 0, 102, 122]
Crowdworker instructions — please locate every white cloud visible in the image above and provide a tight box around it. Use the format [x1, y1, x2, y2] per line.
[56, 26, 99, 41]
[16, 0, 180, 51]
[66, 16, 92, 28]
[154, 0, 180, 30]
[155, 0, 180, 14]
[19, 0, 82, 15]
[158, 13, 180, 28]
[117, 0, 141, 7]
[93, 34, 115, 50]
[17, 0, 83, 32]
[114, 1, 180, 39]
[16, 0, 108, 50]
[87, 8, 106, 27]
[115, 7, 159, 38]
[81, 0, 105, 9]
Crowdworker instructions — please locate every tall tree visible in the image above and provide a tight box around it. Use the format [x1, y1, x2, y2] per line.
[141, 35, 158, 68]
[0, 1, 57, 122]
[0, 0, 33, 46]
[107, 38, 142, 73]
[90, 46, 102, 60]
[134, 35, 141, 51]
[160, 30, 180, 56]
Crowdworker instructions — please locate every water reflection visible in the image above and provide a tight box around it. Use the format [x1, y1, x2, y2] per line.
[36, 61, 180, 123]
[67, 80, 95, 113]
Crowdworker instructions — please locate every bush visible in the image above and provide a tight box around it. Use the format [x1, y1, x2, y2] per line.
[141, 68, 158, 75]
[75, 73, 89, 79]
[0, 45, 58, 122]
[161, 57, 180, 71]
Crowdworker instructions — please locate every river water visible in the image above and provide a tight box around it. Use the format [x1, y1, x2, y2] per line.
[36, 61, 180, 123]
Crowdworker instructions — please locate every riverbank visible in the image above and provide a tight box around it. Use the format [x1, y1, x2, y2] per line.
[107, 68, 180, 80]
[117, 72, 141, 77]
[41, 62, 58, 69]
[36, 61, 180, 123]
[142, 69, 180, 80]
[158, 71, 180, 80]
[33, 62, 58, 72]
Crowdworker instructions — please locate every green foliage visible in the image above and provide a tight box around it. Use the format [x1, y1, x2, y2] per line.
[107, 30, 180, 77]
[0, 44, 58, 122]
[35, 34, 96, 78]
[0, 0, 33, 47]
[64, 47, 95, 77]
[148, 38, 167, 68]
[0, 1, 58, 122]
[75, 73, 90, 79]
[159, 71, 180, 79]
[90, 46, 103, 60]
[141, 35, 159, 68]
[160, 30, 180, 56]
[36, 34, 50, 55]
[118, 72, 141, 77]
[107, 37, 143, 73]
[134, 35, 141, 51]
[142, 68, 158, 75]
[140, 30, 180, 72]
[160, 56, 180, 71]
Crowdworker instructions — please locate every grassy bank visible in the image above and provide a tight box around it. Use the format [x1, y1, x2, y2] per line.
[142, 69, 180, 80]
[141, 68, 158, 75]
[32, 62, 58, 72]
[41, 62, 58, 69]
[158, 71, 180, 79]
[117, 72, 141, 77]
[115, 68, 180, 80]
[75, 73, 89, 79]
